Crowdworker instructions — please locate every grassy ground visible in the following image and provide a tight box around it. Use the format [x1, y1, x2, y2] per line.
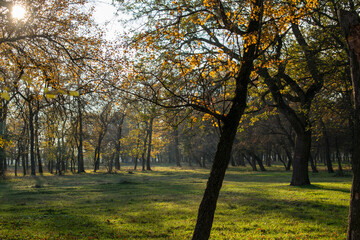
[0, 165, 352, 239]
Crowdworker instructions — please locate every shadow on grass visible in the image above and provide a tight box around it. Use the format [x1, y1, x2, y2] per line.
[296, 183, 350, 194]
[0, 207, 124, 239]
[0, 172, 200, 239]
[224, 167, 352, 184]
[0, 167, 352, 239]
[219, 187, 348, 229]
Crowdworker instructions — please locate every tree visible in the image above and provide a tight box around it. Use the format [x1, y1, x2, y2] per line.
[91, 102, 112, 172]
[0, 0, 108, 176]
[258, 14, 334, 184]
[117, 0, 318, 238]
[338, 9, 360, 240]
[111, 110, 126, 172]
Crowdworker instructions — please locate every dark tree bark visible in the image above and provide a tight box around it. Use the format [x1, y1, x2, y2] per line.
[70, 147, 75, 173]
[93, 105, 111, 172]
[274, 116, 294, 170]
[77, 98, 85, 173]
[230, 156, 236, 167]
[114, 113, 125, 171]
[174, 127, 181, 167]
[56, 138, 63, 175]
[265, 151, 272, 167]
[192, 107, 246, 239]
[249, 152, 266, 171]
[15, 148, 20, 177]
[93, 147, 100, 172]
[243, 153, 257, 171]
[335, 137, 344, 176]
[275, 147, 287, 170]
[191, 1, 261, 237]
[48, 159, 54, 174]
[94, 129, 107, 172]
[260, 66, 313, 185]
[34, 105, 43, 174]
[285, 148, 293, 170]
[146, 116, 154, 171]
[309, 154, 318, 173]
[134, 137, 141, 170]
[320, 119, 334, 173]
[237, 153, 246, 167]
[28, 99, 36, 176]
[291, 131, 311, 185]
[202, 155, 207, 168]
[259, 20, 326, 185]
[141, 129, 149, 171]
[261, 67, 315, 185]
[22, 152, 26, 176]
[0, 100, 7, 177]
[338, 9, 360, 240]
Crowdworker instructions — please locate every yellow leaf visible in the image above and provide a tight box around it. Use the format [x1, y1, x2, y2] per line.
[69, 91, 80, 97]
[1, 92, 10, 101]
[46, 94, 56, 99]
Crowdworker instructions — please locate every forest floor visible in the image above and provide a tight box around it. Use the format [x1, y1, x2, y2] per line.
[0, 165, 352, 239]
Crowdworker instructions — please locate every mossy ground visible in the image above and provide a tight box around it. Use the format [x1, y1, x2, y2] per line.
[0, 165, 352, 239]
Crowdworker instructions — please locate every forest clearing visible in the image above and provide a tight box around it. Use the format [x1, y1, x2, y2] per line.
[1, 0, 360, 239]
[0, 166, 351, 239]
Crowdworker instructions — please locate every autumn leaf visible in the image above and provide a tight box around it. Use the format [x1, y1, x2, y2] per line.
[1, 92, 10, 101]
[69, 91, 80, 97]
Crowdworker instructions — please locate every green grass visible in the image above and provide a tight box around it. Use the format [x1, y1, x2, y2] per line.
[0, 165, 352, 239]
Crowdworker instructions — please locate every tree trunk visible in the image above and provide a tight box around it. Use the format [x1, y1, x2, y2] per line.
[28, 100, 36, 176]
[56, 138, 62, 175]
[134, 137, 141, 170]
[146, 117, 154, 171]
[49, 160, 54, 174]
[22, 149, 26, 176]
[284, 147, 293, 171]
[202, 155, 206, 168]
[15, 151, 20, 177]
[265, 147, 272, 167]
[335, 137, 344, 175]
[309, 154, 318, 173]
[230, 155, 236, 167]
[290, 130, 311, 185]
[0, 100, 7, 177]
[239, 154, 246, 166]
[35, 107, 43, 174]
[134, 156, 138, 170]
[250, 152, 266, 171]
[107, 152, 114, 174]
[321, 119, 334, 173]
[174, 127, 181, 167]
[192, 100, 248, 239]
[260, 19, 327, 186]
[93, 147, 98, 172]
[141, 130, 148, 171]
[114, 113, 125, 170]
[191, 1, 259, 234]
[338, 9, 360, 240]
[275, 147, 287, 169]
[77, 98, 85, 173]
[71, 148, 75, 173]
[61, 135, 66, 173]
[114, 148, 120, 170]
[243, 153, 257, 171]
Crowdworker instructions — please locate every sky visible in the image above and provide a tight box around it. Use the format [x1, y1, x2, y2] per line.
[91, 0, 123, 40]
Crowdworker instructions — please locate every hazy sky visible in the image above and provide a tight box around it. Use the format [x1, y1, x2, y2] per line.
[92, 0, 121, 40]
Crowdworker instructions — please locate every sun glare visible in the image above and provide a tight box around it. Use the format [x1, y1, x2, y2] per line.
[12, 5, 26, 20]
